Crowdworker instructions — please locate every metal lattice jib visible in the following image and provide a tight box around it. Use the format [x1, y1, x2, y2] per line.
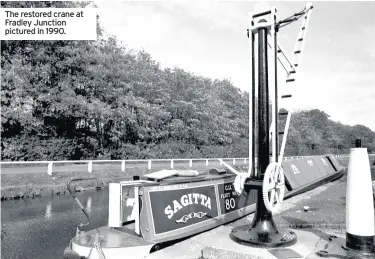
[275, 3, 314, 165]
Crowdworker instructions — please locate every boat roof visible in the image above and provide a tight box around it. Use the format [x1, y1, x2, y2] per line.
[141, 169, 237, 184]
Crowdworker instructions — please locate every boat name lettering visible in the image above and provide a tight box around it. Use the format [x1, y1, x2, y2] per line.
[164, 193, 212, 219]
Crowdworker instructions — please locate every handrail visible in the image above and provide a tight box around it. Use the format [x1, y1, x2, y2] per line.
[67, 177, 98, 231]
[0, 157, 250, 164]
[0, 155, 354, 175]
[0, 155, 352, 165]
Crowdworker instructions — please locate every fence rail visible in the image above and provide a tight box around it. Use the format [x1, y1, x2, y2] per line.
[0, 154, 351, 176]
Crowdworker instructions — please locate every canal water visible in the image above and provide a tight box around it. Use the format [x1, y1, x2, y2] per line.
[1, 189, 109, 259]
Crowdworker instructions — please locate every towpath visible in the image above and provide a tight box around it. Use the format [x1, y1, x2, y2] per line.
[146, 160, 375, 259]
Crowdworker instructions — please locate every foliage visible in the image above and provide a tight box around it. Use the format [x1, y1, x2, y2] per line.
[285, 109, 375, 155]
[1, 2, 374, 161]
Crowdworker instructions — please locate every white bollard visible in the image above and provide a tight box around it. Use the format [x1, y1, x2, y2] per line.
[206, 159, 208, 166]
[47, 162, 53, 175]
[189, 159, 193, 167]
[220, 159, 223, 165]
[148, 160, 152, 170]
[346, 147, 375, 252]
[233, 158, 236, 165]
[121, 160, 125, 172]
[88, 161, 92, 173]
[171, 160, 174, 169]
[244, 158, 247, 164]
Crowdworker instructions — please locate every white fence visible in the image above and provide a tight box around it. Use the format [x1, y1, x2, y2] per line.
[0, 154, 350, 176]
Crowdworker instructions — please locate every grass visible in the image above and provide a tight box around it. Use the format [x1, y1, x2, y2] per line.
[1, 162, 247, 200]
[1, 168, 138, 200]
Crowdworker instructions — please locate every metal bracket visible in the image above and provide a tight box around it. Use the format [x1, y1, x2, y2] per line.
[250, 7, 277, 33]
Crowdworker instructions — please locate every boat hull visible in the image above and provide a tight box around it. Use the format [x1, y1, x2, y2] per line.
[69, 226, 155, 259]
[68, 172, 257, 259]
[139, 174, 257, 243]
[67, 155, 345, 259]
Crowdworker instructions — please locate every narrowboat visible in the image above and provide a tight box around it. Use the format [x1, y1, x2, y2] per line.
[63, 167, 257, 259]
[63, 156, 344, 259]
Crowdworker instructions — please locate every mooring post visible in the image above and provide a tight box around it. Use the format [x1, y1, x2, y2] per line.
[343, 139, 375, 254]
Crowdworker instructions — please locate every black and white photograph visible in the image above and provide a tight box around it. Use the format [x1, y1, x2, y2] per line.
[1, 1, 375, 259]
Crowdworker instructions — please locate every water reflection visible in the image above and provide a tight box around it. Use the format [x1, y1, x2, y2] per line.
[45, 201, 52, 219]
[86, 196, 92, 214]
[1, 189, 109, 259]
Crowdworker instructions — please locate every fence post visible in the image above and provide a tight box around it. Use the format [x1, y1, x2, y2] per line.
[88, 161, 92, 173]
[47, 162, 53, 175]
[121, 160, 125, 172]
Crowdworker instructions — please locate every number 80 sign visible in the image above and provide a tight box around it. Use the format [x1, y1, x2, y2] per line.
[218, 182, 240, 214]
[225, 198, 236, 210]
[218, 181, 256, 215]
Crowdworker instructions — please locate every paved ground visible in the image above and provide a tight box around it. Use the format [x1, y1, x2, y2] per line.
[146, 161, 375, 259]
[145, 180, 345, 259]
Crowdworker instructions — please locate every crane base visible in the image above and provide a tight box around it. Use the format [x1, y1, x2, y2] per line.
[230, 225, 297, 248]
